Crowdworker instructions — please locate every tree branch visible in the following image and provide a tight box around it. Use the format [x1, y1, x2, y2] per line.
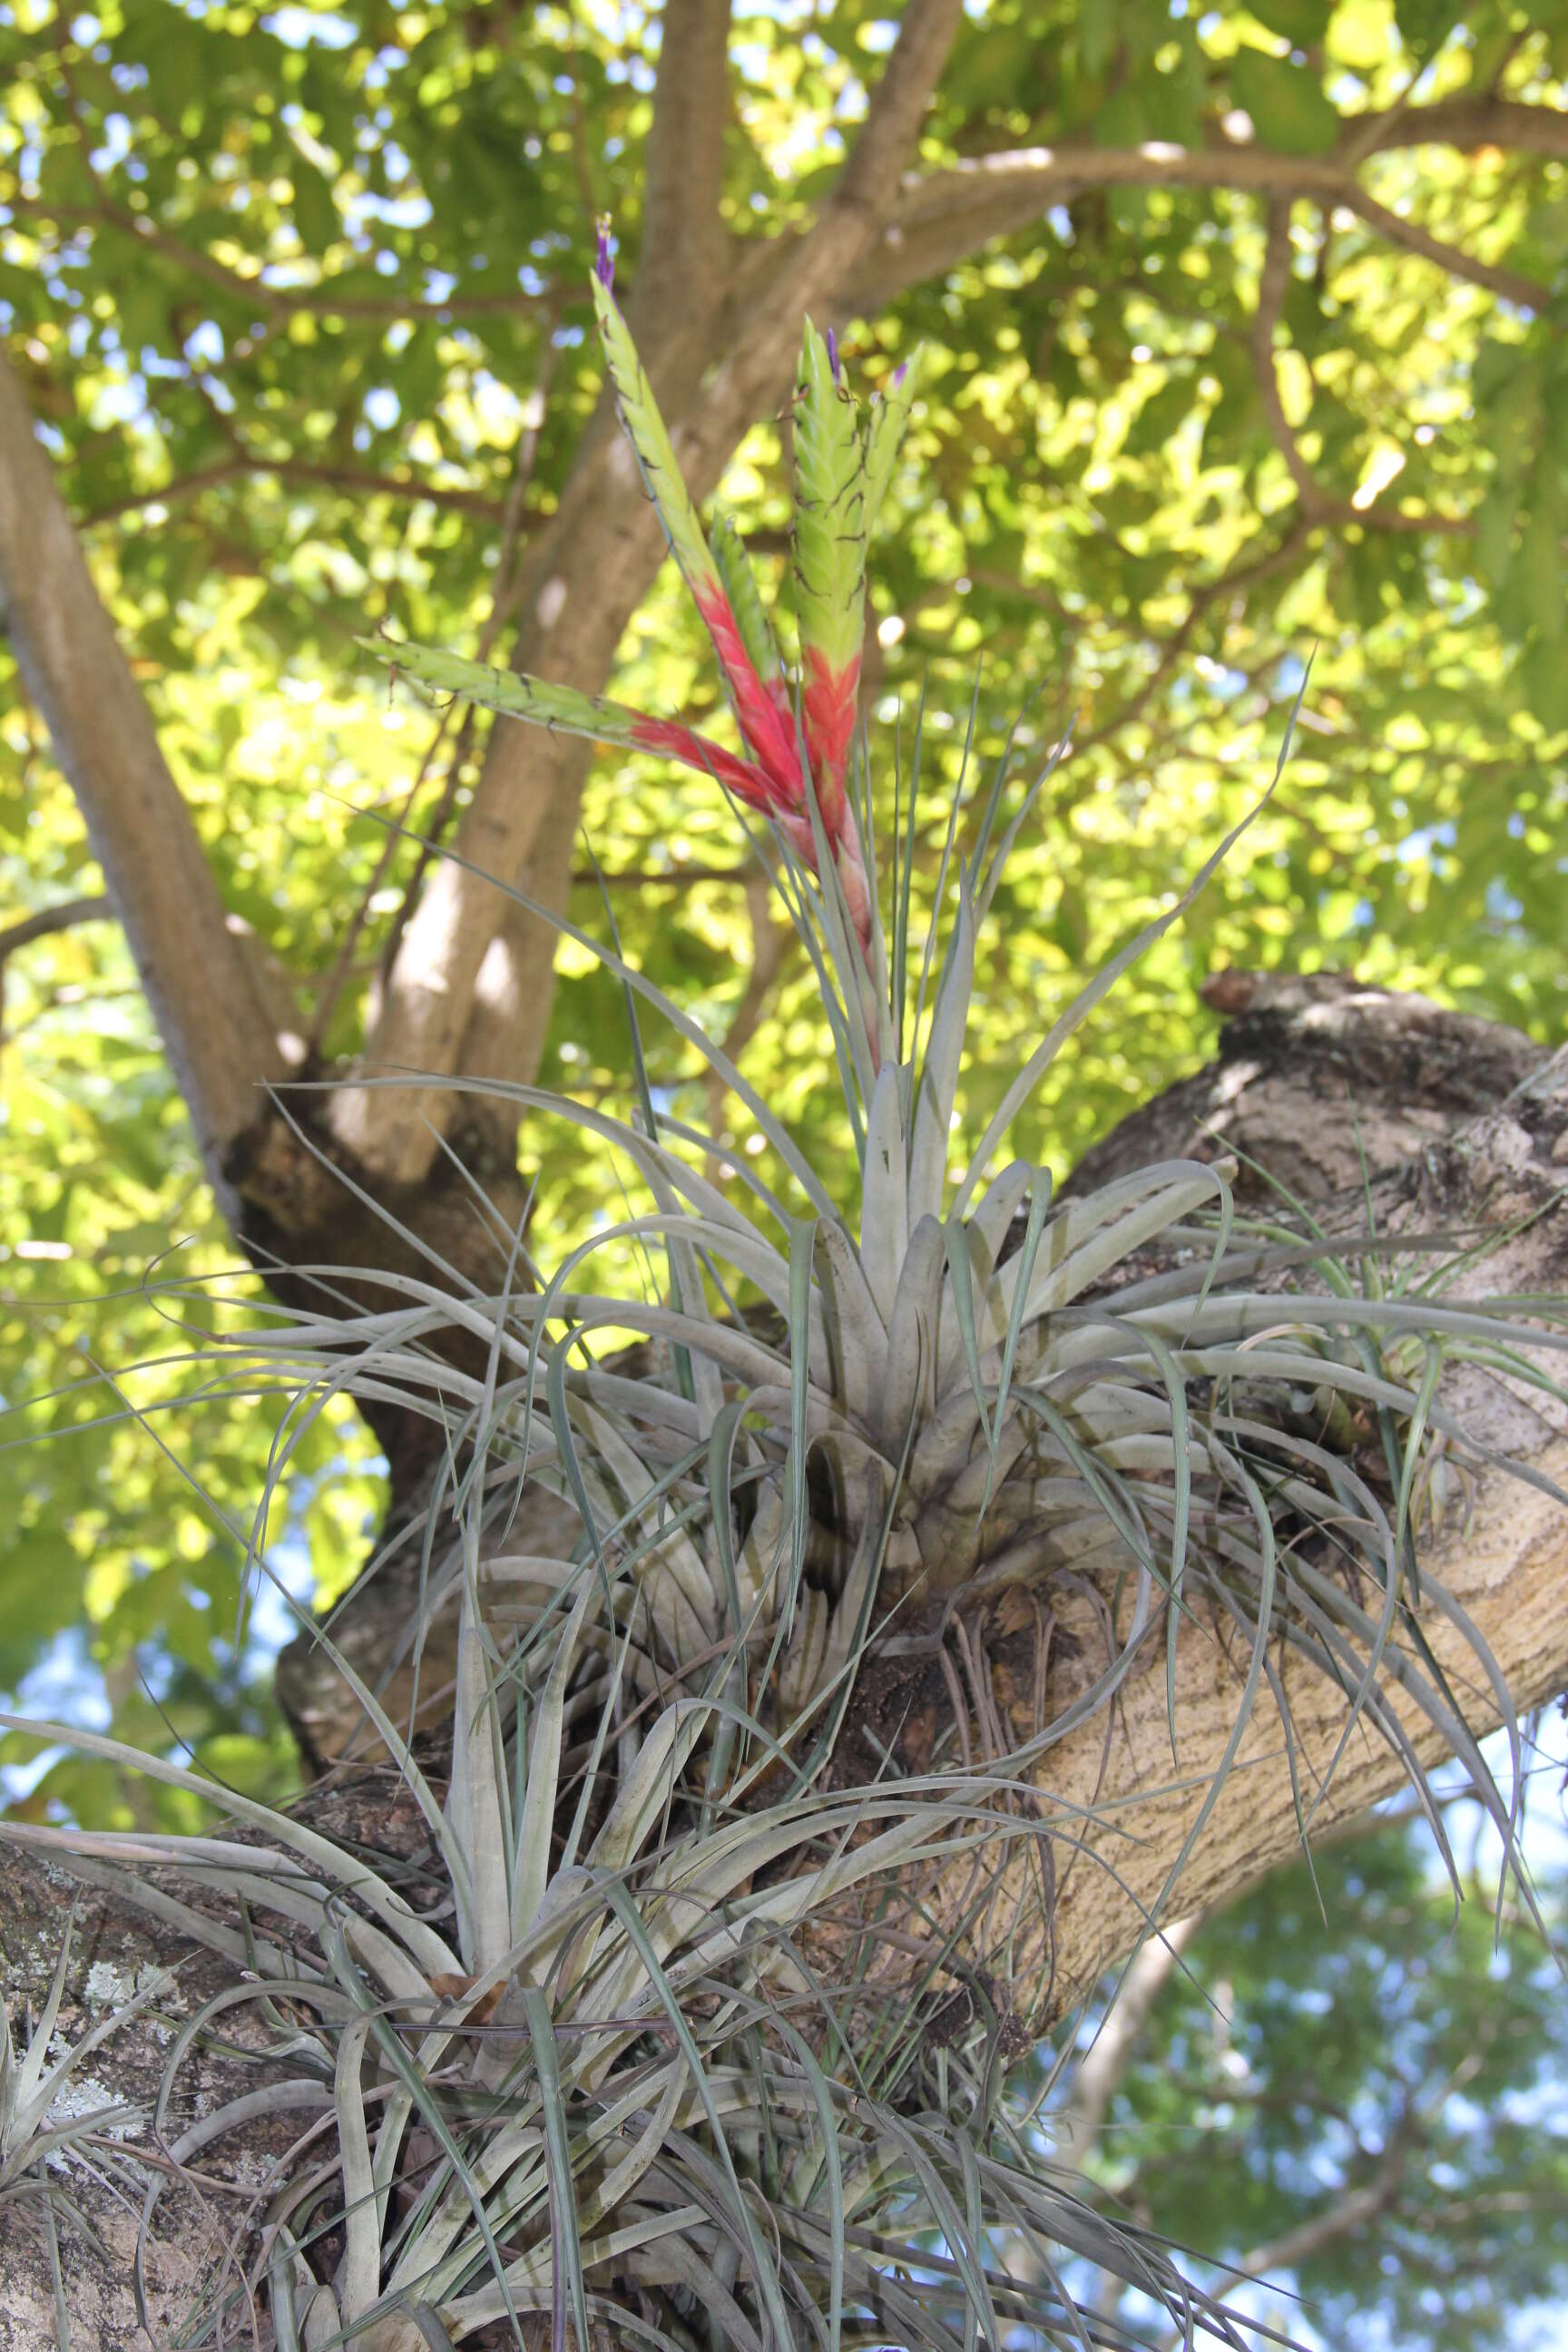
[1245, 204, 1480, 538]
[11, 992, 1568, 2347]
[1054, 1916, 1201, 2172]
[828, 0, 964, 221]
[0, 349, 285, 1203]
[0, 892, 113, 959]
[1250, 201, 1331, 519]
[848, 135, 1552, 315]
[1074, 523, 1316, 755]
[1351, 93, 1568, 160]
[632, 0, 734, 318]
[1338, 181, 1544, 308]
[6, 192, 561, 321]
[1146, 2093, 1425, 2348]
[82, 457, 507, 528]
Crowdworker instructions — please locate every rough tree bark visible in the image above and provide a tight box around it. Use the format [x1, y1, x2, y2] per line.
[0, 350, 289, 1221]
[4, 976, 1567, 2349]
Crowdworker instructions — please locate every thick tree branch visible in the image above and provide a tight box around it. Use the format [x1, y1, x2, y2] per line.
[8, 986, 1568, 2347]
[848, 134, 1552, 315]
[822, 991, 1568, 2044]
[1351, 93, 1568, 159]
[633, 0, 734, 318]
[0, 349, 285, 1202]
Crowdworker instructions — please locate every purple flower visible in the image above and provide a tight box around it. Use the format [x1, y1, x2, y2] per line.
[594, 214, 614, 290]
[825, 327, 840, 384]
[890, 359, 908, 389]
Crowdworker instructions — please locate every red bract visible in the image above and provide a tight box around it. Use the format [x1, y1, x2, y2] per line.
[691, 584, 802, 805]
[801, 649, 860, 836]
[691, 583, 869, 946]
[626, 716, 786, 813]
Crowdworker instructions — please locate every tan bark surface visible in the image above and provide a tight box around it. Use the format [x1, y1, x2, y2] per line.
[0, 351, 288, 1208]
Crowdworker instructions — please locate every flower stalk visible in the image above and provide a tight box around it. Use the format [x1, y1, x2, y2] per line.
[368, 218, 919, 959]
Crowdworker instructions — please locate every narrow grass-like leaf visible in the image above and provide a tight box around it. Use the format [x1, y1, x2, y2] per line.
[524, 1984, 592, 2352]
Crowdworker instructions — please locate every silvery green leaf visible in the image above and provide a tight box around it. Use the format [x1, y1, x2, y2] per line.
[778, 1586, 830, 1721]
[859, 1060, 909, 1327]
[815, 1470, 894, 1710]
[575, 1401, 719, 1642]
[812, 1216, 886, 1419]
[735, 1481, 786, 1617]
[513, 1585, 595, 1951]
[907, 887, 975, 1226]
[333, 2015, 382, 2322]
[996, 1169, 1230, 1336]
[446, 1524, 512, 1977]
[589, 1701, 708, 1877]
[877, 1214, 946, 1456]
[968, 1160, 1032, 1289]
[955, 701, 1307, 1219]
[0, 1716, 460, 1979]
[5, 1910, 74, 2155]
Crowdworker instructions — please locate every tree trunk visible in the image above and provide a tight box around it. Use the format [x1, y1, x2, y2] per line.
[0, 349, 289, 1218]
[5, 976, 1567, 2346]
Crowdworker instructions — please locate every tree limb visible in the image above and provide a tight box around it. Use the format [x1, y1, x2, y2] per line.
[6, 192, 562, 321]
[1338, 181, 1544, 308]
[1250, 201, 1331, 519]
[1244, 203, 1481, 538]
[0, 349, 285, 1203]
[0, 892, 113, 959]
[632, 0, 735, 318]
[827, 0, 964, 221]
[82, 457, 508, 528]
[1351, 93, 1568, 160]
[9, 986, 1568, 2347]
[848, 136, 1552, 315]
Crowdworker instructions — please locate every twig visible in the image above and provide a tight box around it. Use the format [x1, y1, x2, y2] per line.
[83, 456, 506, 528]
[0, 894, 113, 959]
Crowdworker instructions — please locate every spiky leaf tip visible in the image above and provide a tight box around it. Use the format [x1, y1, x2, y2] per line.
[593, 275, 801, 799]
[361, 635, 783, 809]
[792, 318, 867, 828]
[865, 347, 922, 534]
[592, 271, 725, 615]
[710, 512, 787, 699]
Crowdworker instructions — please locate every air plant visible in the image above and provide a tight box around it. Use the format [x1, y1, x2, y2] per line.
[368, 220, 904, 957]
[0, 1911, 166, 2348]
[8, 216, 1568, 2352]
